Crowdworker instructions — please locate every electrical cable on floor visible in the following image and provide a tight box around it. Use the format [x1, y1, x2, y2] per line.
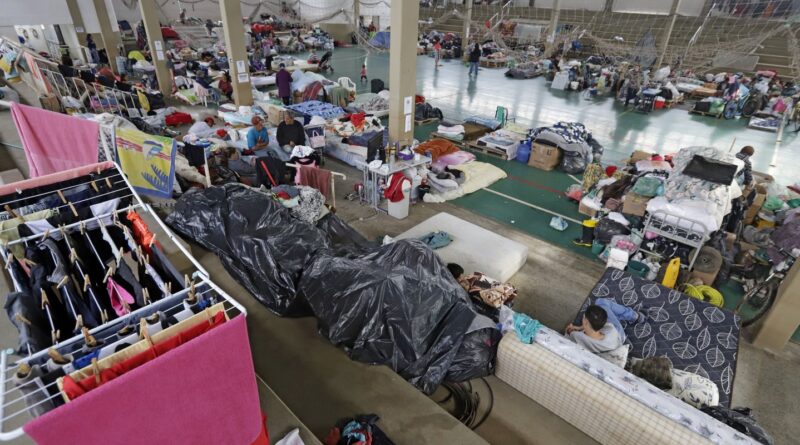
[433, 378, 494, 430]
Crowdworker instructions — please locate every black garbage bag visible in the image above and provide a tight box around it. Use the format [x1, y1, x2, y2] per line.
[701, 406, 774, 445]
[561, 150, 588, 174]
[298, 240, 476, 394]
[594, 217, 631, 245]
[165, 184, 325, 316]
[445, 323, 502, 383]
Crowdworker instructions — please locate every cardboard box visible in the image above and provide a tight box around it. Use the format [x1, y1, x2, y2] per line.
[266, 104, 286, 126]
[579, 199, 599, 218]
[528, 142, 561, 171]
[744, 191, 766, 224]
[622, 192, 651, 216]
[628, 150, 653, 164]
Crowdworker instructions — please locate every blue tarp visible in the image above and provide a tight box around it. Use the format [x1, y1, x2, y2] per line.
[369, 31, 391, 48]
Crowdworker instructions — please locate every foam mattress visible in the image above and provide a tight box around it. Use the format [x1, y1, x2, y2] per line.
[395, 212, 528, 282]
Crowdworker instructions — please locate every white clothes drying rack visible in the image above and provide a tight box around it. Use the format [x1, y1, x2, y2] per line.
[286, 162, 346, 208]
[0, 162, 247, 441]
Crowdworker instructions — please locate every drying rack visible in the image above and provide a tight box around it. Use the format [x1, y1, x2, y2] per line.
[0, 162, 246, 441]
[286, 162, 346, 208]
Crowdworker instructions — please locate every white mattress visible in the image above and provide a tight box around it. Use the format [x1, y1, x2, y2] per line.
[395, 212, 528, 282]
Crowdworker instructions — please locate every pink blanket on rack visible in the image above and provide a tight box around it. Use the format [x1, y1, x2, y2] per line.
[10, 103, 100, 178]
[24, 316, 262, 445]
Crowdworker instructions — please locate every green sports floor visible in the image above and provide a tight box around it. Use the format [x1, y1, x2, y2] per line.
[315, 47, 799, 340]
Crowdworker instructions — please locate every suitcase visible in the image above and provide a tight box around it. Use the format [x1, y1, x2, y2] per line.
[371, 78, 384, 94]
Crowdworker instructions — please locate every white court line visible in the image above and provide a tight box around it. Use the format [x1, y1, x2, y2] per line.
[482, 188, 583, 225]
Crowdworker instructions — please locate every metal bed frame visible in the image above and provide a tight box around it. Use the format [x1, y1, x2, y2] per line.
[641, 209, 710, 272]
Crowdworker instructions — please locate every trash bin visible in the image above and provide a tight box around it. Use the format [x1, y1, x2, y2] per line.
[387, 179, 412, 219]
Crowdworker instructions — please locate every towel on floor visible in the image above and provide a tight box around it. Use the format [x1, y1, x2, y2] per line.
[11, 103, 100, 177]
[24, 316, 262, 445]
[414, 139, 459, 160]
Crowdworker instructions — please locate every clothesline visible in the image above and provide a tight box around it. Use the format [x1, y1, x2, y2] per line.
[286, 162, 346, 208]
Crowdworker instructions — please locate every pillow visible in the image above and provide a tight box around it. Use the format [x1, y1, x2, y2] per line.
[668, 369, 720, 408]
[597, 343, 630, 368]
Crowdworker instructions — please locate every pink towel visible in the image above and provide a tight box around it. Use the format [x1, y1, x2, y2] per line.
[107, 277, 135, 316]
[10, 103, 100, 177]
[24, 316, 262, 445]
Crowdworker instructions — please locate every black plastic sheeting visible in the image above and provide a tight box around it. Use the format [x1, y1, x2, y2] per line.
[166, 184, 495, 393]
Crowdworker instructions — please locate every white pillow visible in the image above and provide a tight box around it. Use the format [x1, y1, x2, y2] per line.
[668, 369, 719, 408]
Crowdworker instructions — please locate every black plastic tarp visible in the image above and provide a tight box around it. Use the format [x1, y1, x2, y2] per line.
[166, 184, 490, 393]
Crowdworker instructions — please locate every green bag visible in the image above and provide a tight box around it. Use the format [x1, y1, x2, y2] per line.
[631, 176, 662, 197]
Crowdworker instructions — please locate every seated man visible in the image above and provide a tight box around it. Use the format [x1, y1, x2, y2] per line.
[276, 112, 306, 154]
[247, 116, 270, 151]
[565, 299, 644, 355]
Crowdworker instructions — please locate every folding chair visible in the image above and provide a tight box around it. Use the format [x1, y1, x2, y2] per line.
[494, 105, 516, 127]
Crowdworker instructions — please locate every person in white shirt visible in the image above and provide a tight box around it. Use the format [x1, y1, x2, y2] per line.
[187, 114, 218, 139]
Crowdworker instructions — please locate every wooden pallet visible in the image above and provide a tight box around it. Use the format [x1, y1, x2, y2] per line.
[479, 58, 507, 69]
[464, 141, 510, 160]
[688, 108, 723, 119]
[415, 117, 440, 125]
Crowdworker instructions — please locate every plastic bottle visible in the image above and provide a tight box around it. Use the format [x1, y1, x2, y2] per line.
[661, 258, 681, 288]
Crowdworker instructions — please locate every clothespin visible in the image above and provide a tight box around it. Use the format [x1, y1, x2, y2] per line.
[121, 298, 131, 314]
[148, 233, 157, 248]
[101, 309, 108, 324]
[79, 220, 86, 235]
[139, 318, 153, 344]
[48, 348, 67, 364]
[102, 264, 115, 283]
[51, 329, 60, 344]
[40, 289, 50, 310]
[91, 358, 101, 386]
[90, 180, 100, 193]
[17, 362, 31, 377]
[56, 190, 67, 204]
[82, 326, 97, 348]
[142, 288, 151, 305]
[4, 205, 21, 222]
[14, 312, 32, 326]
[96, 165, 102, 176]
[136, 246, 144, 265]
[42, 229, 50, 240]
[23, 258, 38, 267]
[70, 247, 78, 265]
[105, 177, 113, 189]
[184, 274, 190, 288]
[56, 275, 70, 289]
[67, 202, 79, 218]
[82, 274, 90, 292]
[74, 315, 84, 332]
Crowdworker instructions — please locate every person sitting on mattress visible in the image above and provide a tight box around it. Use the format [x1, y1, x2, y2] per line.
[565, 299, 645, 355]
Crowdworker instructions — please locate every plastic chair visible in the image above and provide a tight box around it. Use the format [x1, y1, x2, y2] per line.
[495, 105, 515, 126]
[337, 76, 357, 94]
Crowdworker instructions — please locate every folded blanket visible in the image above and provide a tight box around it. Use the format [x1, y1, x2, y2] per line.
[438, 124, 465, 134]
[414, 138, 459, 160]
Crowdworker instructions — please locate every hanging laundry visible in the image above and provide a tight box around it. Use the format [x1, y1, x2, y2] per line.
[10, 103, 100, 177]
[298, 165, 331, 200]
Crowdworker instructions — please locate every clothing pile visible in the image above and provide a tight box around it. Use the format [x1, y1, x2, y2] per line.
[414, 102, 443, 121]
[324, 415, 394, 445]
[528, 121, 604, 173]
[459, 272, 517, 313]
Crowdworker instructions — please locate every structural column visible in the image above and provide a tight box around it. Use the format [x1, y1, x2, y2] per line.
[219, 0, 253, 105]
[65, 0, 88, 47]
[657, 0, 682, 67]
[545, 0, 561, 56]
[463, 0, 473, 45]
[139, 0, 173, 95]
[92, 0, 121, 73]
[353, 0, 361, 31]
[751, 263, 800, 353]
[388, 0, 420, 145]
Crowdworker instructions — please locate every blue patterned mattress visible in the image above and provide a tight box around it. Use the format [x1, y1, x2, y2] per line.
[574, 268, 740, 407]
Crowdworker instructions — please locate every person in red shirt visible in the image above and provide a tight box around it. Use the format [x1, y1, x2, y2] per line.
[433, 39, 442, 69]
[218, 71, 233, 101]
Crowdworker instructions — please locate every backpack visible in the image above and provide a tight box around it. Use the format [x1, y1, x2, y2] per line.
[371, 78, 385, 93]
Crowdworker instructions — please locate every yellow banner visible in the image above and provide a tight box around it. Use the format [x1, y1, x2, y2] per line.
[115, 127, 176, 198]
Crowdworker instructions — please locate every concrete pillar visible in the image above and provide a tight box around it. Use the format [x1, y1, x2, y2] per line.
[219, 0, 253, 106]
[373, 15, 380, 30]
[354, 0, 361, 31]
[657, 0, 682, 68]
[463, 0, 473, 44]
[92, 0, 121, 74]
[66, 0, 88, 47]
[139, 0, 173, 95]
[751, 263, 800, 353]
[546, 0, 561, 55]
[388, 0, 420, 145]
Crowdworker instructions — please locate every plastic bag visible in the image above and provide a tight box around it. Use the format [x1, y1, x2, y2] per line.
[762, 196, 784, 212]
[700, 406, 774, 445]
[594, 217, 631, 245]
[445, 326, 502, 382]
[550, 216, 568, 231]
[631, 176, 662, 197]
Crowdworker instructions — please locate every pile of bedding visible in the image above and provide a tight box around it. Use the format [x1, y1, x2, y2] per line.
[423, 161, 507, 203]
[436, 124, 465, 141]
[287, 100, 344, 120]
[505, 61, 542, 79]
[647, 146, 743, 233]
[528, 121, 603, 174]
[350, 91, 389, 116]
